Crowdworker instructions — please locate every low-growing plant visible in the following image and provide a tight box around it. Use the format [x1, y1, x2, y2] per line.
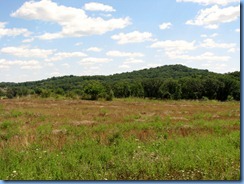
[0, 99, 240, 180]
[0, 120, 14, 129]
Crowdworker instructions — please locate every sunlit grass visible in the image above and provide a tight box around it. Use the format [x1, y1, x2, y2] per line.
[0, 98, 240, 180]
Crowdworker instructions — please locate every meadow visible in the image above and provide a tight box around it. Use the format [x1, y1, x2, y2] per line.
[0, 98, 240, 180]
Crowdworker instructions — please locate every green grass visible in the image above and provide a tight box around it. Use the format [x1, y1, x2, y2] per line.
[0, 131, 239, 180]
[0, 99, 240, 180]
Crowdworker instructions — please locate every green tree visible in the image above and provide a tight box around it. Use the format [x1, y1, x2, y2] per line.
[142, 79, 163, 98]
[158, 79, 181, 100]
[6, 88, 16, 99]
[202, 77, 222, 100]
[112, 81, 131, 98]
[130, 81, 144, 97]
[83, 80, 105, 100]
[180, 77, 204, 99]
[217, 76, 240, 101]
[40, 89, 51, 98]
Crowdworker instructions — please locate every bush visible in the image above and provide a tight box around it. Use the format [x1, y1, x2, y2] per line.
[105, 89, 114, 101]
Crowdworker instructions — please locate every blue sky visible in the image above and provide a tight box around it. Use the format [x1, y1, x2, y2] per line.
[0, 0, 240, 82]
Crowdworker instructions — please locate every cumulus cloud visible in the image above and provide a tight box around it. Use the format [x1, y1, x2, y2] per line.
[83, 2, 116, 12]
[210, 33, 219, 37]
[235, 28, 240, 32]
[87, 47, 102, 52]
[186, 5, 240, 29]
[50, 71, 62, 77]
[11, 0, 131, 40]
[0, 22, 31, 37]
[159, 22, 172, 30]
[75, 42, 83, 46]
[119, 64, 130, 69]
[166, 51, 230, 62]
[176, 0, 240, 6]
[106, 50, 144, 57]
[45, 51, 87, 62]
[1, 46, 54, 58]
[201, 33, 218, 38]
[227, 48, 237, 53]
[150, 40, 196, 52]
[79, 57, 112, 65]
[124, 58, 144, 64]
[0, 59, 42, 69]
[22, 37, 34, 43]
[151, 39, 232, 62]
[111, 31, 153, 44]
[61, 63, 71, 68]
[200, 38, 236, 49]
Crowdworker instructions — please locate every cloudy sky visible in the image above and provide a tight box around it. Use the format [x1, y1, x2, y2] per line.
[0, 0, 240, 82]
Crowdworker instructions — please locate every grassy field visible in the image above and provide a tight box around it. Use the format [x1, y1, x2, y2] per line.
[0, 98, 240, 180]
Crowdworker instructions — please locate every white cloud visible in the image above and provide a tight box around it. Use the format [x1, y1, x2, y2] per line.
[0, 59, 42, 69]
[111, 31, 153, 44]
[202, 63, 230, 73]
[0, 65, 9, 69]
[227, 48, 237, 53]
[83, 2, 116, 12]
[151, 39, 231, 63]
[1, 46, 54, 58]
[75, 42, 83, 46]
[200, 38, 236, 49]
[0, 22, 31, 37]
[11, 0, 130, 39]
[56, 52, 87, 58]
[124, 58, 144, 64]
[22, 37, 34, 43]
[45, 51, 87, 62]
[50, 71, 62, 77]
[101, 13, 112, 17]
[87, 47, 102, 52]
[159, 22, 172, 30]
[119, 64, 130, 69]
[186, 5, 240, 29]
[176, 0, 240, 6]
[166, 51, 230, 62]
[205, 24, 219, 29]
[79, 57, 112, 65]
[200, 33, 218, 38]
[235, 28, 240, 32]
[150, 40, 196, 52]
[106, 50, 144, 57]
[61, 63, 70, 68]
[21, 65, 42, 70]
[210, 33, 219, 37]
[45, 63, 54, 67]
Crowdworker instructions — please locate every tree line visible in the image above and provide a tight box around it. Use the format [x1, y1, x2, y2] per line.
[0, 65, 240, 101]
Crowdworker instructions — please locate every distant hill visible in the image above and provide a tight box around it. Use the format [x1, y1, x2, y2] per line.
[0, 64, 240, 101]
[107, 64, 213, 80]
[1, 64, 218, 85]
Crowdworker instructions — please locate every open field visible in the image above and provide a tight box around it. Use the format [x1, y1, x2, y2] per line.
[0, 98, 240, 180]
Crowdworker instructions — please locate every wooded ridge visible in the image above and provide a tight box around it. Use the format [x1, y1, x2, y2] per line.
[0, 64, 240, 101]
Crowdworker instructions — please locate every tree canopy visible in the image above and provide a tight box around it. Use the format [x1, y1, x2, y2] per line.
[0, 64, 240, 101]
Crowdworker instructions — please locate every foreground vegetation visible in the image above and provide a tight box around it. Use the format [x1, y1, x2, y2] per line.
[0, 98, 240, 180]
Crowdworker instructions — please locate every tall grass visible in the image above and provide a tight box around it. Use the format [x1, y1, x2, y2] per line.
[0, 99, 240, 180]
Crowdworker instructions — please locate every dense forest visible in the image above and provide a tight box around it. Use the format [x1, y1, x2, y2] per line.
[0, 64, 240, 101]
